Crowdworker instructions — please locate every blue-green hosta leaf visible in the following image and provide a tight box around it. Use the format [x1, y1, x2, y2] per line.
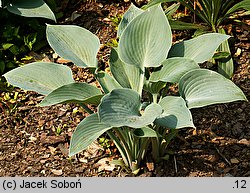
[39, 82, 103, 106]
[98, 88, 162, 128]
[109, 47, 142, 92]
[96, 71, 122, 94]
[155, 96, 195, 129]
[6, 0, 56, 22]
[47, 24, 100, 68]
[133, 127, 159, 138]
[117, 4, 144, 37]
[69, 113, 111, 156]
[118, 5, 172, 69]
[3, 62, 74, 95]
[217, 28, 234, 79]
[149, 57, 200, 83]
[179, 69, 247, 109]
[168, 33, 230, 63]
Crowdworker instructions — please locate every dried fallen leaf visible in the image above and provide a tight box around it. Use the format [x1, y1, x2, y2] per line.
[28, 136, 37, 143]
[230, 158, 240, 164]
[51, 169, 63, 176]
[40, 159, 47, 164]
[97, 157, 116, 172]
[40, 135, 65, 145]
[234, 48, 241, 57]
[79, 158, 88, 163]
[48, 146, 57, 155]
[57, 57, 71, 64]
[58, 143, 69, 157]
[146, 162, 154, 171]
[238, 139, 250, 146]
[84, 141, 104, 158]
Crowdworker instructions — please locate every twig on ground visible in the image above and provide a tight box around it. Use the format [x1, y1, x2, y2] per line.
[214, 146, 231, 165]
[174, 155, 178, 174]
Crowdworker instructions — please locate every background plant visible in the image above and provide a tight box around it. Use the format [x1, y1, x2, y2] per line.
[3, 3, 247, 174]
[162, 0, 250, 78]
[0, 0, 55, 76]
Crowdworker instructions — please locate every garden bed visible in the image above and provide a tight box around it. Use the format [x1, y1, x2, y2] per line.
[0, 0, 249, 177]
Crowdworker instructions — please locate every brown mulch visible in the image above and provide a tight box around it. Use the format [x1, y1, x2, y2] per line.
[0, 0, 249, 177]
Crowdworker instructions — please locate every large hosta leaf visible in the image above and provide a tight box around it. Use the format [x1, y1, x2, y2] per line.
[6, 0, 56, 21]
[118, 5, 172, 69]
[110, 48, 142, 92]
[3, 62, 74, 95]
[47, 25, 100, 68]
[98, 88, 162, 128]
[39, 82, 103, 106]
[96, 71, 122, 94]
[149, 57, 199, 83]
[217, 28, 234, 79]
[69, 113, 111, 156]
[168, 33, 230, 63]
[179, 69, 247, 109]
[117, 4, 143, 37]
[155, 96, 194, 129]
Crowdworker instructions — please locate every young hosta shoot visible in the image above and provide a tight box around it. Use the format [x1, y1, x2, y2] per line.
[3, 3, 247, 173]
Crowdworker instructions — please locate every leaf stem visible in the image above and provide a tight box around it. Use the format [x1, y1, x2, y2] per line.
[115, 128, 134, 169]
[79, 103, 94, 114]
[153, 94, 158, 104]
[106, 131, 130, 167]
[138, 68, 145, 97]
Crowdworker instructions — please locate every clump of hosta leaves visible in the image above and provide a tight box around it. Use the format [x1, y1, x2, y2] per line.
[3, 3, 247, 174]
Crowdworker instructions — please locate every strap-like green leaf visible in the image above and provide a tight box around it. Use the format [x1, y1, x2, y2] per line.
[179, 69, 247, 109]
[110, 47, 142, 92]
[3, 62, 74, 95]
[133, 127, 159, 138]
[118, 5, 172, 69]
[39, 82, 103, 106]
[169, 20, 206, 30]
[168, 33, 230, 63]
[149, 57, 200, 83]
[98, 88, 162, 128]
[46, 24, 100, 68]
[69, 113, 112, 156]
[155, 96, 195, 129]
[6, 0, 56, 21]
[95, 71, 122, 94]
[142, 0, 175, 10]
[225, 0, 250, 17]
[117, 3, 143, 37]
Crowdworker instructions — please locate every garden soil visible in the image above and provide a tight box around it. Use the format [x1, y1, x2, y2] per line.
[0, 0, 249, 177]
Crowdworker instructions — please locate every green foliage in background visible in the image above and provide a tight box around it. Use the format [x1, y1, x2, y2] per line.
[177, 0, 250, 78]
[0, 0, 56, 75]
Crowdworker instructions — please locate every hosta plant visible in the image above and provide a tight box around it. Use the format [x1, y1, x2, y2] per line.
[3, 4, 247, 174]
